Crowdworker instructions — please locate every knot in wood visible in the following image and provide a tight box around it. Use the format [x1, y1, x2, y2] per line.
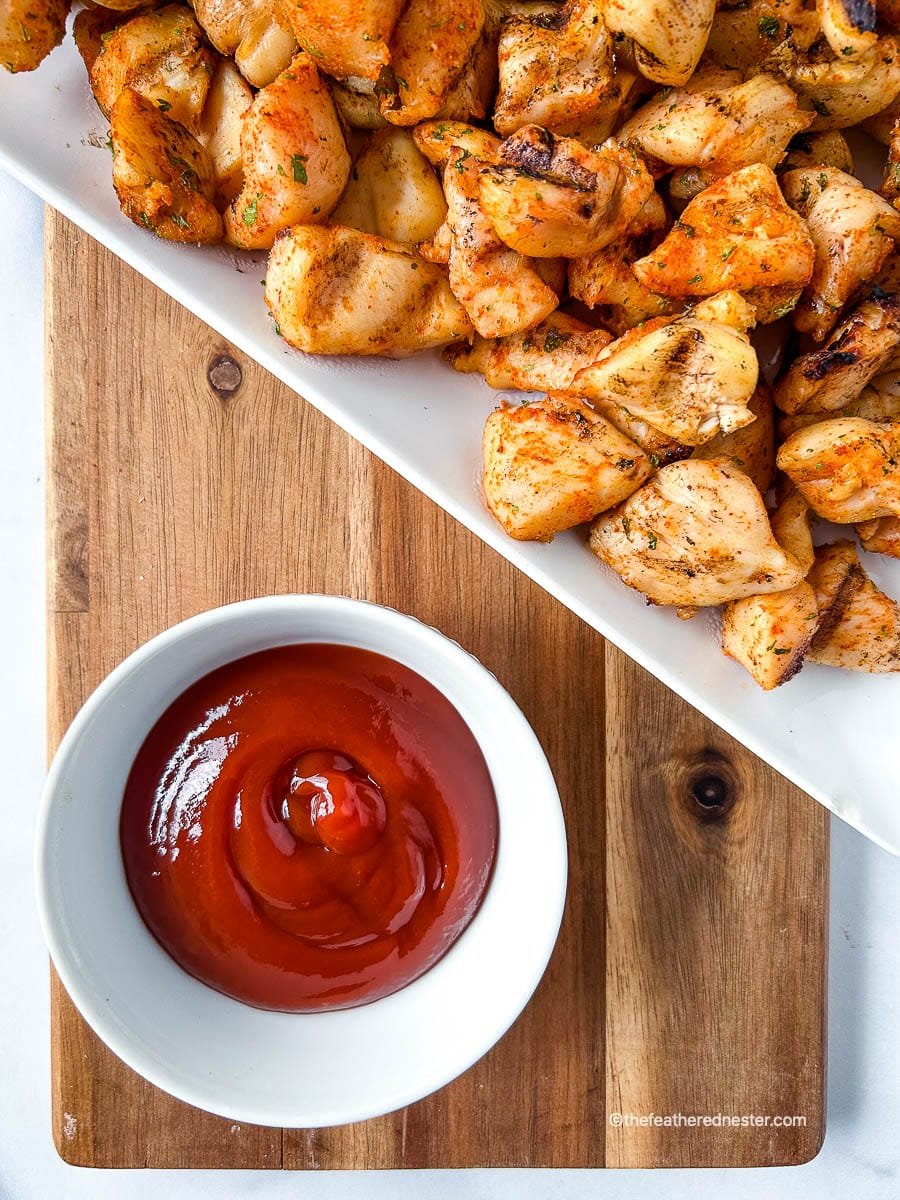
[686, 750, 737, 823]
[207, 354, 243, 399]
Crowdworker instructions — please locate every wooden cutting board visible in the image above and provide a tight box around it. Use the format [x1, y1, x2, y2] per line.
[45, 209, 829, 1170]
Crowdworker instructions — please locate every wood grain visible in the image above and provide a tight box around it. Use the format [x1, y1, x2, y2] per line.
[45, 209, 828, 1169]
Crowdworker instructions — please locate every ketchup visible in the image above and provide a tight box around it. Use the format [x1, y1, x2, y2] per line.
[120, 644, 498, 1012]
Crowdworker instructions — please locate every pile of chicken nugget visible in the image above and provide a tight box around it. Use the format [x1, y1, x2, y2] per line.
[4, 0, 900, 688]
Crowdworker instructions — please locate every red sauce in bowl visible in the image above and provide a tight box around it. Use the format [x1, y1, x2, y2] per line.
[120, 644, 498, 1012]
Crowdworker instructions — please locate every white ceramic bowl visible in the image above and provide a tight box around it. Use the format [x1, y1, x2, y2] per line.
[35, 595, 567, 1127]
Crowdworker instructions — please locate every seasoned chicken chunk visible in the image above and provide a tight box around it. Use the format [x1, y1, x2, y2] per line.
[265, 225, 473, 356]
[773, 292, 900, 413]
[770, 486, 816, 573]
[579, 398, 691, 466]
[330, 128, 447, 245]
[567, 192, 681, 333]
[603, 0, 716, 86]
[572, 312, 759, 445]
[478, 129, 654, 258]
[786, 36, 900, 131]
[807, 541, 900, 672]
[632, 164, 815, 300]
[781, 168, 900, 341]
[413, 120, 501, 168]
[1, 0, 69, 73]
[817, 0, 877, 60]
[110, 89, 223, 242]
[705, 0, 821, 75]
[692, 385, 775, 492]
[722, 581, 818, 688]
[882, 120, 900, 208]
[443, 144, 559, 338]
[493, 0, 626, 137]
[193, 0, 295, 87]
[331, 80, 389, 132]
[444, 313, 613, 391]
[193, 0, 276, 56]
[195, 60, 254, 207]
[225, 56, 350, 250]
[777, 417, 900, 522]
[589, 459, 805, 606]
[618, 74, 812, 177]
[90, 5, 215, 130]
[777, 369, 900, 438]
[379, 0, 484, 125]
[781, 130, 855, 174]
[569, 252, 682, 333]
[857, 515, 900, 557]
[277, 0, 404, 82]
[721, 487, 819, 690]
[73, 5, 122, 77]
[482, 396, 652, 541]
[862, 94, 900, 145]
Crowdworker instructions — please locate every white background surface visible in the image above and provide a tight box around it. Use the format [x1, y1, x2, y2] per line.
[1, 167, 899, 1200]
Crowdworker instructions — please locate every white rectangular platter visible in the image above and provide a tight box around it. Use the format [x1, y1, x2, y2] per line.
[2, 37, 898, 854]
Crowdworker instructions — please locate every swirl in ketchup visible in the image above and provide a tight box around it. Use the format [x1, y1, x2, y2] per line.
[120, 644, 498, 1012]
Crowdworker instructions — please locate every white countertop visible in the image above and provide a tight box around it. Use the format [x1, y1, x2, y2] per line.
[1, 167, 898, 1200]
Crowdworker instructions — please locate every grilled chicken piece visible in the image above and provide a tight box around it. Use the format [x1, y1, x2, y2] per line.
[195, 60, 254, 208]
[192, 0, 295, 88]
[90, 5, 215, 130]
[482, 396, 652, 541]
[413, 120, 501, 168]
[883, 121, 900, 208]
[787, 36, 900, 130]
[692, 386, 775, 493]
[493, 0, 626, 137]
[781, 130, 855, 173]
[579, 398, 691, 465]
[777, 371, 900, 438]
[567, 192, 682, 333]
[773, 292, 900, 413]
[857, 515, 900, 556]
[569, 253, 682, 333]
[265, 225, 472, 356]
[572, 312, 759, 445]
[110, 89, 223, 243]
[632, 165, 815, 302]
[771, 486, 816, 573]
[705, 0, 822, 75]
[73, 5, 122, 77]
[589, 459, 805, 606]
[618, 74, 811, 178]
[805, 536, 863, 632]
[379, 0, 484, 125]
[276, 0, 404, 82]
[690, 289, 758, 330]
[862, 94, 900, 144]
[225, 56, 351, 250]
[781, 168, 900, 341]
[722, 582, 818, 688]
[332, 80, 389, 132]
[443, 145, 559, 338]
[807, 541, 900, 672]
[603, 0, 716, 86]
[1, 0, 69, 73]
[444, 313, 613, 391]
[777, 417, 900, 522]
[478, 129, 654, 258]
[817, 0, 877, 59]
[330, 128, 447, 245]
[436, 17, 499, 125]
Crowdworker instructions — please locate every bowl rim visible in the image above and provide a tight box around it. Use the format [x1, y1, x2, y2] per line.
[34, 594, 568, 1127]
